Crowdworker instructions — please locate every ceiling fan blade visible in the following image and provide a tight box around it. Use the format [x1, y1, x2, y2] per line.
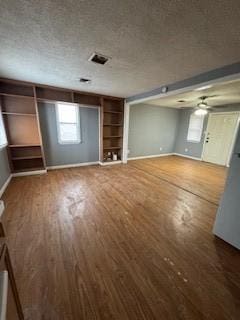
[198, 94, 219, 100]
[211, 105, 228, 109]
[207, 94, 219, 98]
[179, 106, 192, 109]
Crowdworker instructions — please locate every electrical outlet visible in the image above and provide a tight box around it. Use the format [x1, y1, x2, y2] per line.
[185, 148, 188, 152]
[127, 149, 130, 154]
[160, 147, 163, 151]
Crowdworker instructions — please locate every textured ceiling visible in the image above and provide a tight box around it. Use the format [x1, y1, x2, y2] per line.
[147, 79, 240, 108]
[0, 0, 240, 97]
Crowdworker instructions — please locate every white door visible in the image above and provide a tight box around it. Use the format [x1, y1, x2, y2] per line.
[202, 113, 239, 166]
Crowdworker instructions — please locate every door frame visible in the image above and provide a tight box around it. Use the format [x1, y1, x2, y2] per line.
[201, 111, 240, 166]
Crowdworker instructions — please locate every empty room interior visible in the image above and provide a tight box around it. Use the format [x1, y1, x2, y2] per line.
[0, 1, 240, 319]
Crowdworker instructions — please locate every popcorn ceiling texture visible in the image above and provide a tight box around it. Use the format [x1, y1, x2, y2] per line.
[0, 0, 240, 97]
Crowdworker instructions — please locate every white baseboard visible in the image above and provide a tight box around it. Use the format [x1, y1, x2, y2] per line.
[127, 152, 202, 162]
[12, 170, 47, 177]
[47, 161, 99, 170]
[128, 153, 173, 161]
[0, 174, 12, 198]
[99, 160, 122, 166]
[173, 153, 202, 161]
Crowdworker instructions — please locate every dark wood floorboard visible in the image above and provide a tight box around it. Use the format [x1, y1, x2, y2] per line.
[2, 156, 240, 319]
[129, 155, 227, 204]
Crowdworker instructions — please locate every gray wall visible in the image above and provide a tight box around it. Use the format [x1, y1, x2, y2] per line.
[128, 103, 240, 160]
[175, 105, 240, 159]
[174, 109, 208, 158]
[38, 103, 99, 166]
[128, 104, 179, 158]
[0, 147, 10, 193]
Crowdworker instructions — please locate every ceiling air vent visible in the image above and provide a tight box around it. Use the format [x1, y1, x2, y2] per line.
[79, 78, 91, 84]
[88, 52, 110, 65]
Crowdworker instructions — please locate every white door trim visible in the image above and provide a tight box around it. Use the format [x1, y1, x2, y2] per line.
[201, 111, 240, 166]
[122, 102, 130, 163]
[98, 107, 101, 162]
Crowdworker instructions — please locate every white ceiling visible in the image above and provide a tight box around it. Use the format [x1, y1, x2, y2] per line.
[0, 0, 240, 97]
[147, 79, 240, 108]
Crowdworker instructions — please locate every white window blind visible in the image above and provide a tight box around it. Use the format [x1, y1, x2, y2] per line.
[0, 111, 7, 149]
[187, 113, 204, 143]
[56, 103, 80, 144]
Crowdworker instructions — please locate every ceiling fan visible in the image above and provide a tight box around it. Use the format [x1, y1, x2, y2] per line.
[179, 94, 227, 114]
[187, 95, 228, 115]
[194, 96, 212, 115]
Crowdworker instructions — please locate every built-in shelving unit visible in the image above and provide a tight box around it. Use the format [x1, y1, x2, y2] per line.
[101, 98, 124, 163]
[0, 82, 45, 173]
[0, 78, 124, 173]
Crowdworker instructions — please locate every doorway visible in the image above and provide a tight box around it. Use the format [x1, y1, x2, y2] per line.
[202, 112, 239, 166]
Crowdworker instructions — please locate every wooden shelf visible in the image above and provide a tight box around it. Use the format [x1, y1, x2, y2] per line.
[103, 124, 122, 127]
[13, 167, 45, 173]
[12, 156, 42, 161]
[9, 144, 41, 148]
[103, 146, 121, 150]
[0, 93, 34, 99]
[104, 111, 122, 114]
[103, 135, 122, 139]
[102, 159, 121, 163]
[37, 97, 58, 103]
[2, 112, 36, 117]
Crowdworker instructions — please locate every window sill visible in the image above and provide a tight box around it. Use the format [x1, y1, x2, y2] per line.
[187, 140, 201, 144]
[58, 141, 82, 145]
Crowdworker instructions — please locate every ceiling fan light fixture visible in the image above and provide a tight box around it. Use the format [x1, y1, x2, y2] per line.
[197, 101, 208, 108]
[194, 85, 213, 91]
[194, 108, 208, 116]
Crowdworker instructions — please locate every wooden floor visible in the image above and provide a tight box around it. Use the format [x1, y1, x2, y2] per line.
[129, 156, 228, 205]
[2, 156, 240, 320]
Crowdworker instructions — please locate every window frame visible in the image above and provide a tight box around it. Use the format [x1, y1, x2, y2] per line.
[55, 102, 81, 145]
[0, 108, 7, 150]
[187, 113, 205, 143]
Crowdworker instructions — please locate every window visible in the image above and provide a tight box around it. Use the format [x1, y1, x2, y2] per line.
[0, 111, 7, 149]
[56, 103, 80, 144]
[187, 113, 205, 143]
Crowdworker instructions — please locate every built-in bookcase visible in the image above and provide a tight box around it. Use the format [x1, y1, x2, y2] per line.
[101, 98, 124, 163]
[0, 83, 45, 173]
[0, 78, 124, 173]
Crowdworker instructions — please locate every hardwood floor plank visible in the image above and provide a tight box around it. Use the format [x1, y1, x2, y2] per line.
[2, 157, 240, 319]
[129, 156, 227, 204]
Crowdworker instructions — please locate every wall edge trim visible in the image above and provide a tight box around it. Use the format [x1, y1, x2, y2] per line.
[128, 153, 173, 160]
[47, 161, 99, 170]
[0, 174, 12, 198]
[99, 160, 122, 166]
[173, 153, 202, 161]
[12, 170, 47, 177]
